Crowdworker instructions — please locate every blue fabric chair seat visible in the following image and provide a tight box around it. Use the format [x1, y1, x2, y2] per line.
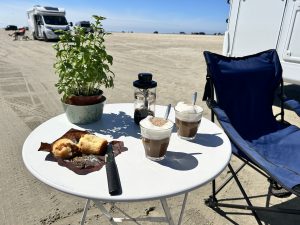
[247, 125, 300, 190]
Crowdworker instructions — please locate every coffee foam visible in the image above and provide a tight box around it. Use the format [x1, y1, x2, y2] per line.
[140, 116, 173, 140]
[175, 102, 203, 122]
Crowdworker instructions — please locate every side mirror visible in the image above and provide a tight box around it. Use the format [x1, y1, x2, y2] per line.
[69, 22, 73, 26]
[37, 21, 41, 25]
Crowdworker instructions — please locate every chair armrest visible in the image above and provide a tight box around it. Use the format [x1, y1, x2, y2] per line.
[210, 101, 287, 188]
[282, 96, 300, 117]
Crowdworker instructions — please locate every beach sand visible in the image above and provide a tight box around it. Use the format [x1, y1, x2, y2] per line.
[0, 30, 300, 225]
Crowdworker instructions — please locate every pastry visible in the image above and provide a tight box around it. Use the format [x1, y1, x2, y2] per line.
[52, 138, 79, 159]
[77, 134, 108, 155]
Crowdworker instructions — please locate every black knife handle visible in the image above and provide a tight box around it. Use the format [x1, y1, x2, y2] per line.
[106, 159, 122, 195]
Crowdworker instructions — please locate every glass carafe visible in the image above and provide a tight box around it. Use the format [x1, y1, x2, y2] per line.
[133, 73, 157, 124]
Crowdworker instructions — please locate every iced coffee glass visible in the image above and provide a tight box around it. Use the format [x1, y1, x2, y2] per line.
[175, 102, 203, 140]
[140, 116, 173, 161]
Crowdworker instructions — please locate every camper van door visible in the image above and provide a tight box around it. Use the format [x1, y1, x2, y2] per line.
[35, 15, 44, 38]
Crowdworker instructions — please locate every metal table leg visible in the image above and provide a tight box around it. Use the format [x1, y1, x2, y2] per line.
[160, 193, 188, 225]
[81, 193, 189, 224]
[93, 201, 119, 225]
[177, 193, 188, 225]
[80, 199, 90, 225]
[161, 198, 176, 225]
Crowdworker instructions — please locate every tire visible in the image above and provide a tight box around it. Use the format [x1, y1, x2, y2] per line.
[33, 32, 37, 40]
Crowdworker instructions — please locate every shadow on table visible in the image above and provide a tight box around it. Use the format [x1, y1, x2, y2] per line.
[157, 151, 200, 171]
[78, 111, 141, 139]
[192, 133, 224, 147]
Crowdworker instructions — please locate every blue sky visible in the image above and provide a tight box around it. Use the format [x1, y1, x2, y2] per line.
[0, 0, 229, 34]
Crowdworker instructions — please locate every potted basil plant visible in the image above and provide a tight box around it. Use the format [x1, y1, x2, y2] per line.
[53, 15, 115, 124]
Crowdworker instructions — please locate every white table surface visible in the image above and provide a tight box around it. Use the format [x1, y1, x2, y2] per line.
[22, 103, 231, 202]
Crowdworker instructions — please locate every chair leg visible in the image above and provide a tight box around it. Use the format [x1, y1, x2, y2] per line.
[205, 163, 262, 225]
[215, 162, 246, 196]
[268, 179, 292, 198]
[212, 179, 216, 201]
[266, 182, 272, 208]
[206, 160, 300, 224]
[227, 164, 262, 225]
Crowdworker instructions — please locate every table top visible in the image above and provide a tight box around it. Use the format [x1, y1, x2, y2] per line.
[22, 103, 231, 202]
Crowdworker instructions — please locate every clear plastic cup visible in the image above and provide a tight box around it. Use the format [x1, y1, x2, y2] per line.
[140, 117, 173, 161]
[175, 104, 203, 140]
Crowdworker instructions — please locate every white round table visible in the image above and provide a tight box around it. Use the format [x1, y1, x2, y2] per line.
[22, 103, 231, 225]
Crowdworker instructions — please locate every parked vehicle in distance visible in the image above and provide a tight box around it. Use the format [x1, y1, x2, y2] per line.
[27, 5, 70, 41]
[72, 21, 93, 34]
[224, 0, 300, 85]
[5, 25, 18, 31]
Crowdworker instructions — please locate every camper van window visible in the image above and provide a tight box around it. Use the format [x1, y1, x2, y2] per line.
[37, 15, 44, 25]
[43, 15, 68, 25]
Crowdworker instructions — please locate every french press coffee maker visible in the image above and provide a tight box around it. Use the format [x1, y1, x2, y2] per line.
[133, 73, 157, 124]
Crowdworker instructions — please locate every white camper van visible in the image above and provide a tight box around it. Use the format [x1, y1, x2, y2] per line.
[27, 5, 70, 41]
[223, 0, 300, 85]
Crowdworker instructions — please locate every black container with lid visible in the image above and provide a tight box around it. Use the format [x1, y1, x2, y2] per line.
[133, 73, 157, 124]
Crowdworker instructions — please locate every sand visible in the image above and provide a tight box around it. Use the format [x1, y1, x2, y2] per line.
[0, 29, 300, 225]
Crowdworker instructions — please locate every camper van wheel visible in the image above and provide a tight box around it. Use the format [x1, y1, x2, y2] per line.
[43, 32, 49, 42]
[33, 32, 37, 40]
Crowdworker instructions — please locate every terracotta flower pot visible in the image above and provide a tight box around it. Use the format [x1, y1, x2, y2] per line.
[63, 96, 106, 124]
[65, 90, 104, 106]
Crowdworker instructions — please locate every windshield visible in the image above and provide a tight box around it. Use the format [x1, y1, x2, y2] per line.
[43, 15, 68, 25]
[80, 23, 91, 28]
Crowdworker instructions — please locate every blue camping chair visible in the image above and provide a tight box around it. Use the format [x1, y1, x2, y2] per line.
[202, 49, 300, 224]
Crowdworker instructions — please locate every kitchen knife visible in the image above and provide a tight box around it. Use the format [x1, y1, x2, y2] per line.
[105, 143, 122, 195]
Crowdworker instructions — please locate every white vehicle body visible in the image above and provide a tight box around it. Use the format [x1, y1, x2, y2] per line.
[74, 21, 93, 33]
[27, 5, 69, 40]
[70, 21, 93, 36]
[223, 0, 300, 85]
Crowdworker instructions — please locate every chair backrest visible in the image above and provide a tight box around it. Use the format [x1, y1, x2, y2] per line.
[203, 49, 283, 140]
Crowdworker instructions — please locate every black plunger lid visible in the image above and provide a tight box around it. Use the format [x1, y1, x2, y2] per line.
[133, 73, 157, 89]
